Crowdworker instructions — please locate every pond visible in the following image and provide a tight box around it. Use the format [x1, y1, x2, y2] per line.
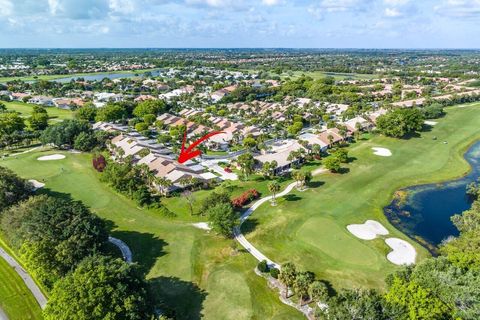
[385, 140, 480, 253]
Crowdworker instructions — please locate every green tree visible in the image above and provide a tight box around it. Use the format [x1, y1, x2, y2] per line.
[40, 119, 91, 148]
[385, 276, 451, 320]
[199, 190, 231, 216]
[334, 148, 349, 163]
[44, 255, 153, 320]
[324, 156, 341, 173]
[208, 202, 238, 237]
[133, 100, 166, 118]
[1, 195, 108, 287]
[0, 166, 33, 211]
[279, 262, 297, 298]
[75, 103, 97, 121]
[73, 131, 98, 151]
[0, 112, 25, 136]
[95, 104, 128, 122]
[237, 153, 255, 180]
[28, 106, 49, 131]
[268, 181, 281, 205]
[294, 271, 314, 303]
[309, 281, 329, 304]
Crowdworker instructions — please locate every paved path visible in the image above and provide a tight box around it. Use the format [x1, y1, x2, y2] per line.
[4, 146, 40, 158]
[234, 168, 328, 269]
[108, 236, 133, 263]
[0, 307, 8, 320]
[0, 246, 47, 309]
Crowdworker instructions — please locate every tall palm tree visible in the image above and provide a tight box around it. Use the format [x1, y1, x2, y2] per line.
[268, 181, 281, 206]
[155, 176, 172, 196]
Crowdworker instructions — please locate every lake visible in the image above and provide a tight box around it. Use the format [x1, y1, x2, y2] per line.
[385, 140, 480, 252]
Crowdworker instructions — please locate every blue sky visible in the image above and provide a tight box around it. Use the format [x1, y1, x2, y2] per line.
[0, 0, 479, 48]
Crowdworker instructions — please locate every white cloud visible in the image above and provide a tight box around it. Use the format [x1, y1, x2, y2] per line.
[320, 0, 363, 13]
[47, 0, 110, 19]
[384, 0, 410, 5]
[0, 0, 14, 16]
[435, 0, 480, 18]
[384, 7, 402, 17]
[109, 0, 135, 14]
[262, 0, 279, 5]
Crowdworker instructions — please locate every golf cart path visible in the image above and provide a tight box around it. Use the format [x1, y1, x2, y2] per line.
[0, 306, 8, 320]
[108, 236, 133, 263]
[234, 167, 328, 269]
[0, 246, 47, 309]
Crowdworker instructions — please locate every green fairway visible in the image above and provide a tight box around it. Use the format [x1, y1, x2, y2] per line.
[285, 71, 378, 80]
[3, 101, 73, 122]
[0, 150, 301, 320]
[245, 103, 480, 290]
[0, 248, 43, 320]
[0, 68, 158, 83]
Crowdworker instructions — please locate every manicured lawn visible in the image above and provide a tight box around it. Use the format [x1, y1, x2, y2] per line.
[284, 71, 379, 80]
[245, 103, 480, 291]
[3, 101, 73, 122]
[0, 247, 43, 320]
[0, 150, 301, 320]
[0, 68, 158, 83]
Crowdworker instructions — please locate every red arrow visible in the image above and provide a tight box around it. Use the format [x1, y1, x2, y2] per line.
[177, 130, 224, 163]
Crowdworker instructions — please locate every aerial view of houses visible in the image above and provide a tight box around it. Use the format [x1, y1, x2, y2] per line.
[1, 1, 480, 320]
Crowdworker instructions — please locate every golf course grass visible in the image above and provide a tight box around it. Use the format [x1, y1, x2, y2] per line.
[3, 101, 73, 122]
[0, 245, 42, 320]
[0, 68, 158, 83]
[0, 150, 301, 319]
[245, 103, 480, 290]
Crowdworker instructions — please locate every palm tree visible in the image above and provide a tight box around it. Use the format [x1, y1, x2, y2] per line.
[155, 177, 172, 196]
[327, 134, 334, 147]
[278, 262, 297, 298]
[268, 181, 281, 206]
[302, 171, 312, 189]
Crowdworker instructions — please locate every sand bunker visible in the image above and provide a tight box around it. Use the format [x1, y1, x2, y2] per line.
[192, 222, 211, 230]
[385, 238, 416, 265]
[28, 179, 45, 191]
[37, 154, 66, 161]
[347, 220, 389, 240]
[424, 120, 437, 126]
[372, 147, 392, 157]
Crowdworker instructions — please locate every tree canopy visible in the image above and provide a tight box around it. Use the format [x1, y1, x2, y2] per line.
[44, 255, 153, 320]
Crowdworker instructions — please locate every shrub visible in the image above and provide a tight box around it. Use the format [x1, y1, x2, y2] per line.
[257, 260, 269, 273]
[231, 189, 260, 208]
[92, 154, 106, 172]
[270, 267, 280, 279]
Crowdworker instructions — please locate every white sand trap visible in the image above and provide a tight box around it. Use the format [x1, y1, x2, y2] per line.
[372, 147, 392, 157]
[28, 179, 45, 191]
[37, 154, 65, 161]
[385, 238, 416, 265]
[192, 222, 211, 230]
[347, 220, 389, 240]
[424, 120, 437, 126]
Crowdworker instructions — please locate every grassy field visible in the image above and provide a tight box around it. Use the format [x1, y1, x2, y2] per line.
[284, 71, 379, 81]
[0, 68, 158, 83]
[0, 244, 42, 320]
[0, 150, 301, 320]
[245, 103, 480, 291]
[3, 101, 73, 122]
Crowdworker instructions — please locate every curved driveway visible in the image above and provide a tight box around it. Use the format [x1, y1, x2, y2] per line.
[234, 168, 327, 270]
